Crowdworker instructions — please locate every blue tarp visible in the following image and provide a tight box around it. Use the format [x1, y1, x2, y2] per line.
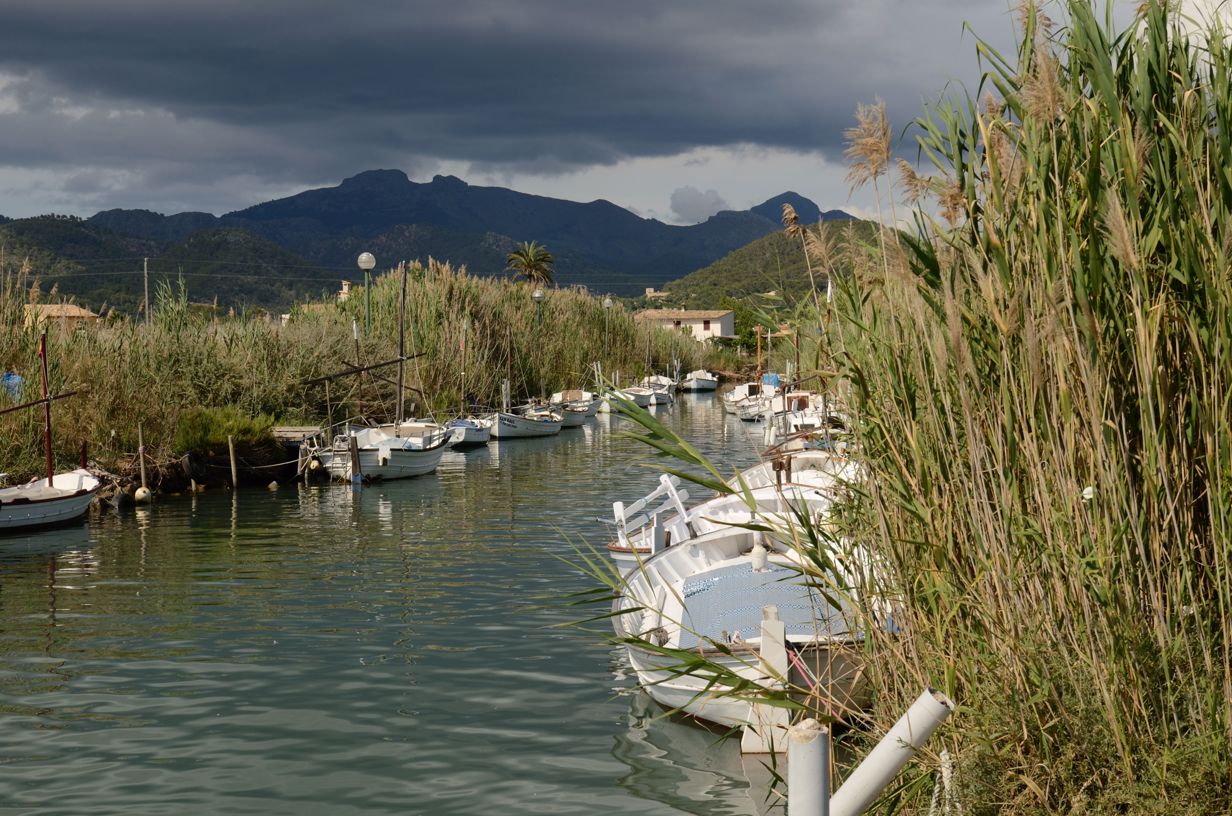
[1, 372, 21, 400]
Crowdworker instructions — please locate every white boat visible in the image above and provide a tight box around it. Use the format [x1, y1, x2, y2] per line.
[738, 390, 817, 423]
[609, 386, 654, 409]
[639, 374, 677, 405]
[762, 405, 851, 451]
[721, 375, 779, 415]
[550, 390, 603, 428]
[607, 450, 862, 568]
[487, 405, 563, 439]
[680, 369, 719, 392]
[445, 416, 492, 448]
[0, 469, 101, 532]
[305, 422, 450, 481]
[611, 528, 867, 729]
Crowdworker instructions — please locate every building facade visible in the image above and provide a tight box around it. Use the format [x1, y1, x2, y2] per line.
[634, 309, 736, 342]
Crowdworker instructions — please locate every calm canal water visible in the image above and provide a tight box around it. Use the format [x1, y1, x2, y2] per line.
[0, 395, 783, 815]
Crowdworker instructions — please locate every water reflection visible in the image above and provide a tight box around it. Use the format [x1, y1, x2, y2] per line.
[613, 691, 781, 816]
[0, 395, 767, 814]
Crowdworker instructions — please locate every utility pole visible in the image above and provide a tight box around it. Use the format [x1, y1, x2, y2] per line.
[143, 257, 150, 325]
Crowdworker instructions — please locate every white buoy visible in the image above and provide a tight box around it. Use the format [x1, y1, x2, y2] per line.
[134, 486, 152, 504]
[267, 481, 279, 491]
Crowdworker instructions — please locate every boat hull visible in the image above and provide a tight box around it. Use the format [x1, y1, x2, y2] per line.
[0, 469, 101, 531]
[488, 411, 563, 438]
[626, 640, 868, 728]
[447, 421, 492, 448]
[321, 444, 447, 480]
[681, 375, 718, 392]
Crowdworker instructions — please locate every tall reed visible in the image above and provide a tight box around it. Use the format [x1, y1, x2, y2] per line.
[0, 260, 718, 480]
[832, 2, 1232, 811]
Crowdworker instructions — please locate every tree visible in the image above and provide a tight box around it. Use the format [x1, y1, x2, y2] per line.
[505, 241, 554, 286]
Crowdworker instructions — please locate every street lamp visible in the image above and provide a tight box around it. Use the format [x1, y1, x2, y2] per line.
[602, 296, 613, 350]
[357, 252, 376, 333]
[532, 288, 545, 329]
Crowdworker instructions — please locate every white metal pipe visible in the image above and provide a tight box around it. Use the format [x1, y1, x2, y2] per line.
[829, 689, 954, 816]
[788, 718, 830, 816]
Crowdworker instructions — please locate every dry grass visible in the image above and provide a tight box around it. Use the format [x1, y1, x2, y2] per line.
[0, 259, 716, 480]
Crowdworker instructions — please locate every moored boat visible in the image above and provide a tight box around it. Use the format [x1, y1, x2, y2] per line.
[305, 422, 450, 481]
[0, 469, 101, 532]
[607, 449, 862, 568]
[680, 369, 719, 391]
[445, 416, 493, 448]
[487, 405, 564, 439]
[550, 390, 603, 427]
[612, 528, 867, 729]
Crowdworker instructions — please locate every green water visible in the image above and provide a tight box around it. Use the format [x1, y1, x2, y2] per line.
[0, 396, 781, 815]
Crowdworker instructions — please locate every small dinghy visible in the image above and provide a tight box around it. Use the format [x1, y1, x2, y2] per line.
[680, 369, 719, 392]
[0, 469, 101, 532]
[445, 416, 493, 448]
[550, 390, 603, 428]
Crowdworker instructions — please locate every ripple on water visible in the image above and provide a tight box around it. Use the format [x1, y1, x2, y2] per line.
[0, 398, 770, 814]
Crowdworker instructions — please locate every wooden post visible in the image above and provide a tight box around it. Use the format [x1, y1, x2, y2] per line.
[137, 422, 148, 490]
[227, 434, 238, 489]
[348, 433, 363, 484]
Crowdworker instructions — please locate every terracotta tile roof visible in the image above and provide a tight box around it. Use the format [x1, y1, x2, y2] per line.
[635, 309, 733, 320]
[24, 303, 98, 318]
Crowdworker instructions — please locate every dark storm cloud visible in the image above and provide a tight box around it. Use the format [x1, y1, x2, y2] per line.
[0, 0, 1020, 212]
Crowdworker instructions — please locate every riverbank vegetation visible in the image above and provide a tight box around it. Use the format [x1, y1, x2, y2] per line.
[0, 258, 725, 483]
[828, 2, 1232, 812]
[606, 3, 1232, 812]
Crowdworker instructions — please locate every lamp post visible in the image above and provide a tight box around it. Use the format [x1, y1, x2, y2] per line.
[357, 252, 376, 333]
[532, 288, 545, 329]
[603, 296, 613, 350]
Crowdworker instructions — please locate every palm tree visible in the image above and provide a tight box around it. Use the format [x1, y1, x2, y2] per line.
[505, 241, 554, 286]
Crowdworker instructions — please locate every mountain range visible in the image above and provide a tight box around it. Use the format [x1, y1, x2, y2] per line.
[0, 170, 852, 311]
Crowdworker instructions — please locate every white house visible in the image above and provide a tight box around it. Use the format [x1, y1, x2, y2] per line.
[635, 309, 736, 342]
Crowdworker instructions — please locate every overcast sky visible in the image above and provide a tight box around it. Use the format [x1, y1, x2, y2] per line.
[0, 0, 1210, 224]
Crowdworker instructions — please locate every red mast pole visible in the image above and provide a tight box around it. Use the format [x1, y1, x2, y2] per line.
[38, 332, 53, 485]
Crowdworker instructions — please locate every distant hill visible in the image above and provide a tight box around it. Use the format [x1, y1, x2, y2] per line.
[660, 219, 878, 308]
[0, 170, 855, 311]
[0, 216, 159, 312]
[156, 229, 338, 310]
[0, 217, 338, 312]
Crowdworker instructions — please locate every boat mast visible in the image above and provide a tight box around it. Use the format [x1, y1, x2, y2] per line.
[396, 262, 407, 425]
[38, 332, 53, 484]
[460, 317, 468, 416]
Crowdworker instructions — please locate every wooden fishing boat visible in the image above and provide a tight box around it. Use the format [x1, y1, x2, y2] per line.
[0, 333, 100, 532]
[612, 528, 867, 729]
[0, 469, 101, 532]
[607, 450, 863, 568]
[680, 369, 719, 392]
[639, 374, 677, 405]
[304, 421, 450, 481]
[445, 416, 493, 448]
[486, 405, 563, 439]
[550, 390, 603, 427]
